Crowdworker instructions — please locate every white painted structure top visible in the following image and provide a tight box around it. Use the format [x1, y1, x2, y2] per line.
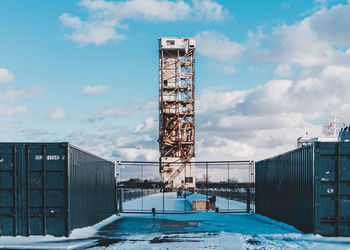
[158, 37, 196, 50]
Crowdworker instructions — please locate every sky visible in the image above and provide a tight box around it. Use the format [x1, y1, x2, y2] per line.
[1, 0, 350, 163]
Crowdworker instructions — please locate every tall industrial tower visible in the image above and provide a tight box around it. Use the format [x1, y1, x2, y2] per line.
[158, 37, 196, 191]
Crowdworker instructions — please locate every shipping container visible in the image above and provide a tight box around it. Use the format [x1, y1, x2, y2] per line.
[0, 142, 116, 237]
[256, 142, 350, 236]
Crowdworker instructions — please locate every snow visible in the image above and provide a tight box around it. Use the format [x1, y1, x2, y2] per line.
[123, 192, 190, 212]
[215, 196, 247, 210]
[0, 214, 120, 249]
[185, 192, 213, 201]
[70, 214, 120, 238]
[1, 193, 350, 249]
[123, 192, 248, 212]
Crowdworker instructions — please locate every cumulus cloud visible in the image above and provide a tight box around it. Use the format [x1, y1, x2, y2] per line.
[195, 30, 244, 74]
[0, 68, 15, 83]
[274, 64, 292, 78]
[57, 0, 350, 165]
[88, 99, 157, 121]
[196, 63, 350, 160]
[309, 3, 350, 47]
[116, 147, 158, 161]
[60, 0, 229, 45]
[59, 13, 126, 45]
[101, 101, 156, 116]
[251, 2, 350, 67]
[1, 85, 44, 100]
[59, 66, 350, 163]
[254, 21, 336, 67]
[0, 84, 41, 117]
[46, 107, 66, 121]
[192, 0, 230, 22]
[196, 30, 245, 62]
[0, 104, 28, 116]
[134, 117, 157, 133]
[79, 64, 348, 162]
[81, 84, 109, 95]
[64, 117, 160, 162]
[222, 64, 236, 74]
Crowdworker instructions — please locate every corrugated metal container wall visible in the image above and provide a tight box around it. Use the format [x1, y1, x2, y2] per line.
[0, 142, 116, 237]
[69, 145, 116, 232]
[256, 142, 350, 236]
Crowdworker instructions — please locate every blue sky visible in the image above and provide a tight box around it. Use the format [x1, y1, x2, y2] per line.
[1, 0, 350, 161]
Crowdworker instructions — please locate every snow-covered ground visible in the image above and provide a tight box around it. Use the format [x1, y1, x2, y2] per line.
[122, 192, 247, 212]
[0, 215, 121, 249]
[123, 192, 189, 212]
[1, 192, 350, 249]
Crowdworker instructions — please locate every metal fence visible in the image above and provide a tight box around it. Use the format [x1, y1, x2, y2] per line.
[116, 161, 255, 214]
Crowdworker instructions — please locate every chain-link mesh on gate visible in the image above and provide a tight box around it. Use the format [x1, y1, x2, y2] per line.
[115, 161, 255, 214]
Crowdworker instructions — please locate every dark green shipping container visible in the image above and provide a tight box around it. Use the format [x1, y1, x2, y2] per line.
[256, 142, 350, 236]
[0, 142, 116, 237]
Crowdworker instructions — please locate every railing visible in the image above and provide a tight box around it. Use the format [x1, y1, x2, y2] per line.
[121, 189, 160, 202]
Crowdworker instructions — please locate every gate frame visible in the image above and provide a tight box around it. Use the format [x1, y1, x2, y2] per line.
[116, 160, 255, 214]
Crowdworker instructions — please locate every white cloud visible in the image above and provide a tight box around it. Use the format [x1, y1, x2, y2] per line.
[196, 30, 245, 62]
[195, 62, 350, 160]
[222, 64, 236, 74]
[196, 30, 245, 74]
[59, 13, 126, 45]
[1, 85, 44, 100]
[88, 100, 156, 120]
[309, 3, 350, 47]
[251, 2, 350, 67]
[274, 64, 292, 78]
[46, 107, 66, 121]
[134, 117, 157, 133]
[192, 0, 230, 22]
[101, 101, 156, 116]
[55, 1, 350, 164]
[197, 88, 249, 115]
[116, 147, 158, 161]
[61, 65, 350, 162]
[254, 20, 337, 67]
[64, 117, 159, 161]
[60, 0, 229, 45]
[108, 0, 192, 21]
[0, 68, 15, 83]
[81, 84, 109, 95]
[0, 104, 28, 116]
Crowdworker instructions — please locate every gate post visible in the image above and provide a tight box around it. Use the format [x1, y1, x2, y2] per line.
[246, 186, 251, 213]
[119, 189, 123, 213]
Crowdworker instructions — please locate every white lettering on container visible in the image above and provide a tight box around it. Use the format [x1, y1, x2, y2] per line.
[34, 155, 61, 160]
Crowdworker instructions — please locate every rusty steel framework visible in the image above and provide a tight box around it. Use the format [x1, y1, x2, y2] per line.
[158, 37, 196, 190]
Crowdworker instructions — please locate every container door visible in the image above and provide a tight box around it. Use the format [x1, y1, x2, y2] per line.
[316, 143, 350, 236]
[27, 144, 68, 236]
[0, 143, 68, 236]
[0, 145, 19, 235]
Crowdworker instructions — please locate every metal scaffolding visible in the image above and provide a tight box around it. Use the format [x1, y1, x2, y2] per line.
[158, 37, 196, 190]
